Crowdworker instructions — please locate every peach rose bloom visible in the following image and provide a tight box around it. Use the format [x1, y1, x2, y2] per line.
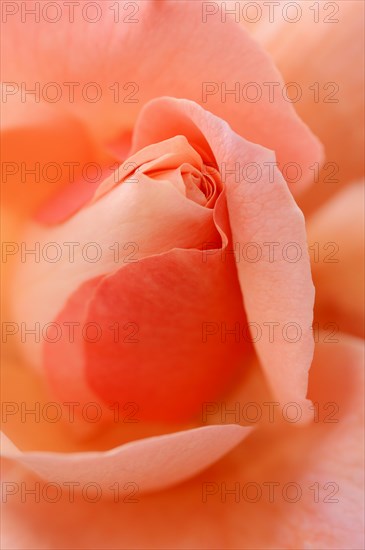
[1, 1, 364, 549]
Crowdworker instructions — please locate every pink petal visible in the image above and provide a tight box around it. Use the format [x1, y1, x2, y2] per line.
[132, 97, 315, 417]
[0, 357, 193, 451]
[307, 182, 365, 338]
[46, 249, 250, 423]
[2, 335, 363, 549]
[2, 1, 322, 192]
[13, 162, 220, 374]
[251, 0, 364, 211]
[1, 95, 101, 215]
[2, 423, 252, 494]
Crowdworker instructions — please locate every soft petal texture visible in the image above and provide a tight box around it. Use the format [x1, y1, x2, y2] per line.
[1, 317, 263, 452]
[2, 0, 322, 195]
[2, 335, 363, 549]
[0, 92, 112, 214]
[1, 2, 362, 548]
[249, 0, 364, 211]
[132, 97, 315, 418]
[46, 250, 249, 422]
[13, 137, 221, 373]
[12, 115, 250, 423]
[0, 356, 199, 451]
[307, 182, 365, 338]
[1, 424, 252, 494]
[13, 98, 316, 423]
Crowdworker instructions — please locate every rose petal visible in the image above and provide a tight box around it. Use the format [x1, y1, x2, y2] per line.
[250, 0, 364, 211]
[1, 423, 252, 494]
[1, 94, 102, 215]
[132, 97, 315, 417]
[1, 357, 195, 451]
[307, 181, 365, 338]
[13, 162, 221, 372]
[2, 335, 363, 549]
[46, 248, 250, 422]
[2, 0, 322, 193]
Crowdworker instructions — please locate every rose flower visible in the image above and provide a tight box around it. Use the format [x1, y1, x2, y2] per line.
[1, 1, 363, 549]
